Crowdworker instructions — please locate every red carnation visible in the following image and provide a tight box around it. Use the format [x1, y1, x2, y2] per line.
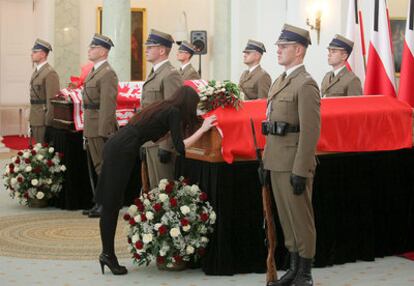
[31, 150, 36, 155]
[42, 143, 49, 148]
[158, 225, 168, 235]
[180, 218, 189, 226]
[133, 253, 141, 260]
[123, 213, 131, 221]
[200, 213, 209, 222]
[165, 182, 174, 194]
[17, 177, 23, 183]
[198, 247, 206, 256]
[153, 203, 162, 212]
[135, 241, 143, 250]
[9, 163, 14, 170]
[199, 192, 208, 201]
[140, 213, 147, 222]
[17, 151, 23, 156]
[25, 158, 31, 164]
[47, 160, 54, 167]
[173, 255, 183, 263]
[169, 198, 177, 207]
[156, 256, 165, 264]
[129, 218, 136, 226]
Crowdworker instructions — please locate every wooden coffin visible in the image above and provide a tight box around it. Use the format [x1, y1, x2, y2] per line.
[185, 127, 223, 162]
[51, 99, 75, 130]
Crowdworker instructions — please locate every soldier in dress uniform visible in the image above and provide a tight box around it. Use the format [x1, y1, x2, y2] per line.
[29, 39, 60, 144]
[176, 41, 201, 80]
[262, 24, 321, 286]
[239, 39, 271, 100]
[82, 34, 118, 218]
[320, 34, 362, 97]
[142, 29, 183, 188]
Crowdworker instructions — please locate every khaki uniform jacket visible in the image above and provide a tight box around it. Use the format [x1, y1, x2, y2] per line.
[180, 63, 201, 80]
[263, 66, 321, 177]
[320, 68, 362, 97]
[142, 61, 183, 151]
[239, 65, 272, 100]
[82, 62, 119, 138]
[29, 63, 60, 126]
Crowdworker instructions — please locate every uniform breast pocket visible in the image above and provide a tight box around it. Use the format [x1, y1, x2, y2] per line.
[145, 86, 162, 102]
[85, 83, 98, 96]
[330, 87, 345, 96]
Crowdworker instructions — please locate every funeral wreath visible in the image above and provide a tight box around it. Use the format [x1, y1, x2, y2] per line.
[124, 177, 216, 269]
[2, 143, 66, 206]
[198, 80, 242, 112]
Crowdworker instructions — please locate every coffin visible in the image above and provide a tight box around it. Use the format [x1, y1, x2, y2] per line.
[51, 99, 75, 130]
[185, 127, 224, 162]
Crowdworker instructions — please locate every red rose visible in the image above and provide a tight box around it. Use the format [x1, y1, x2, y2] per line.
[127, 237, 132, 244]
[23, 192, 29, 199]
[156, 256, 165, 264]
[28, 145, 33, 150]
[58, 152, 64, 159]
[47, 160, 54, 167]
[135, 241, 143, 250]
[182, 178, 190, 185]
[169, 198, 177, 207]
[129, 218, 136, 226]
[173, 255, 183, 263]
[25, 159, 31, 164]
[137, 204, 144, 212]
[200, 213, 209, 222]
[165, 182, 174, 194]
[42, 143, 49, 148]
[17, 177, 23, 183]
[14, 158, 20, 164]
[198, 247, 206, 256]
[9, 169, 14, 174]
[17, 151, 23, 156]
[9, 163, 14, 170]
[140, 213, 147, 222]
[199, 192, 208, 201]
[153, 203, 162, 212]
[123, 213, 131, 221]
[134, 198, 143, 206]
[180, 218, 189, 226]
[158, 225, 167, 235]
[133, 253, 141, 260]
[31, 150, 36, 155]
[32, 166, 41, 174]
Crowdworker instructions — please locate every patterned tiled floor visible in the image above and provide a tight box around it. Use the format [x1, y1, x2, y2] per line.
[1, 157, 414, 286]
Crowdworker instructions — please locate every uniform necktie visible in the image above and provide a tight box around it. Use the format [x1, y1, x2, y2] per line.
[328, 72, 334, 83]
[281, 72, 287, 81]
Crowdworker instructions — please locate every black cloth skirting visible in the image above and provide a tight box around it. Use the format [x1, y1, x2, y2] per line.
[175, 148, 414, 275]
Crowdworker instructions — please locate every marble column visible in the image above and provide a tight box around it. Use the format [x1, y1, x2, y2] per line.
[213, 0, 231, 81]
[54, 0, 80, 88]
[103, 0, 131, 81]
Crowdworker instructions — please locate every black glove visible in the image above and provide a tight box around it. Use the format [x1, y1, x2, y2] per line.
[139, 147, 146, 161]
[257, 163, 270, 186]
[290, 173, 307, 195]
[158, 149, 172, 164]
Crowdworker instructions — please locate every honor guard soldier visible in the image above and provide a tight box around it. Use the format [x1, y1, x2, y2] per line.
[29, 39, 60, 144]
[142, 29, 183, 188]
[176, 41, 201, 80]
[321, 34, 362, 97]
[82, 34, 118, 218]
[262, 24, 321, 286]
[239, 39, 271, 100]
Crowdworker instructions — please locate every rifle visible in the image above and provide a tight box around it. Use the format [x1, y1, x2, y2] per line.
[140, 148, 150, 194]
[250, 118, 277, 284]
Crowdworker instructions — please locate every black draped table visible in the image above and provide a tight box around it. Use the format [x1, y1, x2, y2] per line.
[175, 148, 414, 275]
[45, 127, 140, 210]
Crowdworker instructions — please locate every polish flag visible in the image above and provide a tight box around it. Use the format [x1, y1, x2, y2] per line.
[346, 0, 366, 85]
[398, 0, 414, 107]
[364, 0, 396, 97]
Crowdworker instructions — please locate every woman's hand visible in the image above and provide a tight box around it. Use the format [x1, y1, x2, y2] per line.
[200, 115, 217, 132]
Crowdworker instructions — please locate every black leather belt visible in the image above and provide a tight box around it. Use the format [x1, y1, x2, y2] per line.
[262, 121, 300, 136]
[83, 103, 100, 110]
[30, 99, 46, 104]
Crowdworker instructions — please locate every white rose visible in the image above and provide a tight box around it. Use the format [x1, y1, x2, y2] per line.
[183, 225, 191, 232]
[36, 154, 44, 161]
[154, 223, 162, 231]
[143, 199, 151, 206]
[158, 193, 169, 202]
[142, 233, 153, 244]
[210, 211, 217, 222]
[169, 227, 181, 238]
[131, 234, 139, 243]
[10, 178, 17, 186]
[25, 166, 32, 172]
[201, 236, 209, 243]
[23, 152, 30, 159]
[31, 179, 39, 186]
[60, 165, 67, 171]
[46, 178, 52, 185]
[180, 205, 190, 215]
[36, 191, 45, 199]
[159, 249, 167, 256]
[145, 211, 154, 220]
[48, 147, 55, 153]
[190, 185, 200, 195]
[186, 245, 195, 254]
[128, 205, 138, 216]
[134, 215, 141, 223]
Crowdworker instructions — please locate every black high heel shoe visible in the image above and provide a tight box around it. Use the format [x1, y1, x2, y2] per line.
[99, 253, 128, 275]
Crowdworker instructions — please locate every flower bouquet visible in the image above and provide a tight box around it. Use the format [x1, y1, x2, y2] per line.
[124, 177, 216, 270]
[198, 80, 242, 113]
[2, 143, 66, 207]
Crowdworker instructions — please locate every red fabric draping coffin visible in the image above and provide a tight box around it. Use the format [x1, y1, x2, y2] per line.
[207, 95, 412, 163]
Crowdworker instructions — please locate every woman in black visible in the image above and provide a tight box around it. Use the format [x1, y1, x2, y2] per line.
[96, 86, 216, 275]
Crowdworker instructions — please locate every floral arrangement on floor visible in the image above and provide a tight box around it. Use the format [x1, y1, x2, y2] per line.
[198, 80, 242, 112]
[124, 177, 216, 269]
[2, 143, 66, 205]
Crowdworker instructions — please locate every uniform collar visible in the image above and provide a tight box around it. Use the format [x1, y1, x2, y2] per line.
[36, 61, 48, 71]
[285, 63, 304, 77]
[153, 59, 169, 72]
[181, 62, 191, 70]
[249, 64, 260, 73]
[94, 59, 107, 71]
[333, 65, 346, 77]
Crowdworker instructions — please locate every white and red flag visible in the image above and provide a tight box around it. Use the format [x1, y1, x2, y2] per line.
[364, 0, 396, 97]
[345, 0, 366, 85]
[398, 0, 414, 107]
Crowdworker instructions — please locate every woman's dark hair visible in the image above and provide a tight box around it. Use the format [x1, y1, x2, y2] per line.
[129, 86, 201, 134]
